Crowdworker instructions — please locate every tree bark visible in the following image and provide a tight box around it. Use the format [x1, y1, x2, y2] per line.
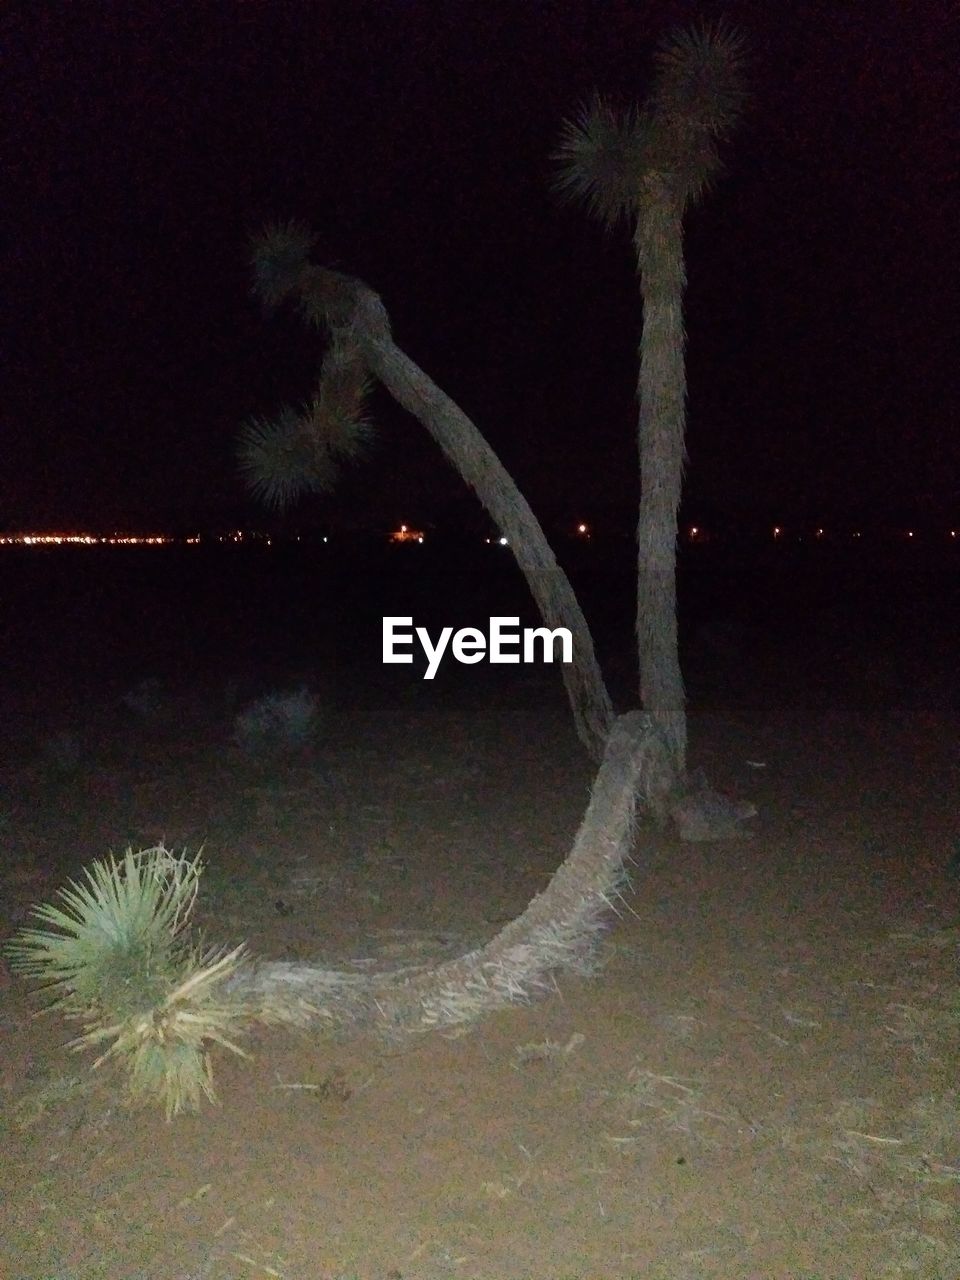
[634, 187, 688, 798]
[234, 711, 662, 1032]
[301, 265, 614, 761]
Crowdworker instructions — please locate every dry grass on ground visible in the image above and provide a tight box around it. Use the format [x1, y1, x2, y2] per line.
[1, 670, 958, 1279]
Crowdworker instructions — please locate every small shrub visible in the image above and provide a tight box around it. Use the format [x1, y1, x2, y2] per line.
[6, 844, 253, 1120]
[233, 686, 320, 754]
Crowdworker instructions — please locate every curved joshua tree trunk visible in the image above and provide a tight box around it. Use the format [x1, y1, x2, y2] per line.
[635, 184, 688, 788]
[231, 245, 640, 1038]
[235, 710, 663, 1031]
[297, 263, 615, 761]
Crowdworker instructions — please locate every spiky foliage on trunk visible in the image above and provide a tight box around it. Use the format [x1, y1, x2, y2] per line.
[554, 21, 746, 797]
[244, 232, 614, 760]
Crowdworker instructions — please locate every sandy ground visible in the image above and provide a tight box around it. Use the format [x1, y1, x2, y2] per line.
[1, 644, 958, 1280]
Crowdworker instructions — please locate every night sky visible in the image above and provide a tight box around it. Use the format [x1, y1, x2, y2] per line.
[4, 0, 957, 534]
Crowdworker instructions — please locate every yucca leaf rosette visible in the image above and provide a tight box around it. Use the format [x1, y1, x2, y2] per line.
[6, 845, 252, 1119]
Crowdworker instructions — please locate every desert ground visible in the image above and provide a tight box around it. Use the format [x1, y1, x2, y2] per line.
[1, 541, 957, 1279]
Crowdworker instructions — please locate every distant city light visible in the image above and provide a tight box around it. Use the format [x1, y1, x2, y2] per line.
[3, 524, 958, 554]
[0, 532, 188, 547]
[389, 524, 425, 544]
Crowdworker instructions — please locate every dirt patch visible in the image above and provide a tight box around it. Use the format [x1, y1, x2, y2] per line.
[1, 668, 958, 1279]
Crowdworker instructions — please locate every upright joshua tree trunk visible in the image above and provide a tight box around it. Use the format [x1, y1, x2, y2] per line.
[634, 182, 688, 779]
[554, 22, 746, 807]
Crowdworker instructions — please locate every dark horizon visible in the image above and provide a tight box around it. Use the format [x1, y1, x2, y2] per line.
[4, 0, 957, 532]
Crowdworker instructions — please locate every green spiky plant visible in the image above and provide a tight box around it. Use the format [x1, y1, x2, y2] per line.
[555, 20, 747, 806]
[6, 845, 253, 1120]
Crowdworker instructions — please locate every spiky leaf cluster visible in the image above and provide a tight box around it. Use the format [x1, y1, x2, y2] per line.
[242, 226, 379, 512]
[553, 95, 654, 230]
[6, 845, 253, 1118]
[309, 337, 375, 461]
[239, 310, 376, 511]
[554, 20, 747, 224]
[250, 219, 315, 308]
[82, 943, 250, 1120]
[652, 19, 748, 142]
[238, 365, 374, 513]
[8, 846, 202, 1014]
[237, 405, 339, 512]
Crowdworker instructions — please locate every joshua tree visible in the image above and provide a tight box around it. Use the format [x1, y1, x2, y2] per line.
[6, 33, 752, 1106]
[6, 38, 755, 1114]
[239, 224, 614, 760]
[9, 711, 665, 1117]
[554, 21, 747, 800]
[220, 235, 669, 1057]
